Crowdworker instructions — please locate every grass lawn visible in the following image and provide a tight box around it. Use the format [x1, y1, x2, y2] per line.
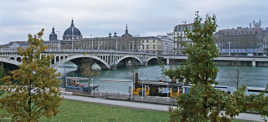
[41, 99, 169, 122]
[0, 99, 252, 122]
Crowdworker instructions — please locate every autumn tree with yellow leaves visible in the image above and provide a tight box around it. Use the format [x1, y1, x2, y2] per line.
[0, 29, 62, 122]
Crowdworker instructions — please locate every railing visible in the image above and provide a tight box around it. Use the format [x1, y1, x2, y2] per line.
[0, 48, 267, 57]
[219, 48, 265, 53]
[0, 48, 159, 55]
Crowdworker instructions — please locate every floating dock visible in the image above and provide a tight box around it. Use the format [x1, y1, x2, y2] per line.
[247, 87, 268, 93]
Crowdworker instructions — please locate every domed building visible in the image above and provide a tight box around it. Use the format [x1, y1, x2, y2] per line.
[63, 20, 83, 41]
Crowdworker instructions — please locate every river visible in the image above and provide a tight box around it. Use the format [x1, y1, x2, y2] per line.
[57, 64, 268, 94]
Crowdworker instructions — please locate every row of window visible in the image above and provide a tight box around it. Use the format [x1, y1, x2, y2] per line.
[142, 40, 158, 43]
[141, 45, 157, 50]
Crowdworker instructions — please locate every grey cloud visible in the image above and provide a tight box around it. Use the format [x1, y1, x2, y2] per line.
[0, 0, 267, 44]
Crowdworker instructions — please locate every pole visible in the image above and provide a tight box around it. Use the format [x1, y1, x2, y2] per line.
[88, 78, 90, 93]
[56, 31, 60, 49]
[72, 20, 74, 50]
[92, 78, 94, 95]
[142, 82, 143, 97]
[229, 41, 231, 56]
[131, 72, 134, 100]
[236, 68, 239, 90]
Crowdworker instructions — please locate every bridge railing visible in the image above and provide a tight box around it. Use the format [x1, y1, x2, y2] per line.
[0, 47, 267, 58]
[44, 49, 160, 55]
[219, 48, 265, 54]
[0, 48, 159, 56]
[0, 48, 17, 53]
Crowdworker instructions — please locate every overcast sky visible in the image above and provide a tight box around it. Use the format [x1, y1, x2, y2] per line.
[0, 0, 267, 44]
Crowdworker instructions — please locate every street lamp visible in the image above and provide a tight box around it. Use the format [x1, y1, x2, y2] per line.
[56, 31, 61, 50]
[228, 41, 231, 56]
[72, 26, 74, 50]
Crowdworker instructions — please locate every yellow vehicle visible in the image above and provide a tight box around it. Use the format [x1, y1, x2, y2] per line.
[133, 80, 186, 97]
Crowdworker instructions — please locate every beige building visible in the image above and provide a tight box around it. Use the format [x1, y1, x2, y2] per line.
[1, 21, 166, 54]
[137, 37, 162, 54]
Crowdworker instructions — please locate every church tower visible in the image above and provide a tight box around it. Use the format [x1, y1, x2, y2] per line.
[122, 24, 133, 38]
[49, 27, 58, 41]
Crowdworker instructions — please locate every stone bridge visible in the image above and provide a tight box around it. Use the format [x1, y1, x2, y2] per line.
[1, 48, 268, 70]
[0, 49, 160, 70]
[163, 55, 268, 67]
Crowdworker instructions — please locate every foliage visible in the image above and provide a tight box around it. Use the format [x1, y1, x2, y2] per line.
[165, 12, 268, 122]
[0, 29, 62, 122]
[0, 63, 5, 95]
[0, 63, 5, 86]
[0, 63, 4, 79]
[80, 59, 99, 78]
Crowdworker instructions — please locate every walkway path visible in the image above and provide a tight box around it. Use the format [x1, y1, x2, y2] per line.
[62, 95, 266, 122]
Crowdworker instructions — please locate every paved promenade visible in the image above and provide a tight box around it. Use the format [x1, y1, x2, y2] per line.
[63, 95, 266, 122]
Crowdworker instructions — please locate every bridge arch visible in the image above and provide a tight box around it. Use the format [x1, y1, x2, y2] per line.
[146, 56, 158, 65]
[58, 54, 111, 69]
[116, 55, 143, 66]
[0, 57, 20, 66]
[0, 57, 20, 72]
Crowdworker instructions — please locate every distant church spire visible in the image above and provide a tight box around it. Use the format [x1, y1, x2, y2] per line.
[125, 24, 128, 34]
[52, 27, 55, 33]
[71, 19, 74, 26]
[122, 24, 132, 38]
[49, 27, 57, 41]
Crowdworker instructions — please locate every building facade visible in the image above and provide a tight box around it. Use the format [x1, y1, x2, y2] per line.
[1, 20, 166, 54]
[69, 25, 142, 51]
[167, 23, 194, 54]
[157, 35, 174, 55]
[138, 36, 162, 54]
[214, 20, 268, 55]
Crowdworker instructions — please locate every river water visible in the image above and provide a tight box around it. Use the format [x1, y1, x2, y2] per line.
[57, 64, 268, 94]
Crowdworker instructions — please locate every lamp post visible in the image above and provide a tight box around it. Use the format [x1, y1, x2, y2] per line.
[228, 41, 231, 56]
[56, 31, 61, 50]
[72, 26, 74, 50]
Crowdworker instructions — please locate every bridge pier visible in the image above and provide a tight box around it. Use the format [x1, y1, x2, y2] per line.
[166, 58, 170, 65]
[111, 65, 117, 70]
[252, 60, 256, 67]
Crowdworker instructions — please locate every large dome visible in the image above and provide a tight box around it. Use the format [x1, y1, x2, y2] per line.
[63, 20, 83, 40]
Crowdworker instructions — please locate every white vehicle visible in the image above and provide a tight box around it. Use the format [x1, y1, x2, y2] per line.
[247, 53, 254, 56]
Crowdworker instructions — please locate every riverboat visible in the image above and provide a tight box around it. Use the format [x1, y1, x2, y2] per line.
[64, 77, 98, 92]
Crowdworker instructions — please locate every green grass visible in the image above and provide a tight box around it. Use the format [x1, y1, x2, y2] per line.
[41, 99, 169, 122]
[0, 99, 251, 122]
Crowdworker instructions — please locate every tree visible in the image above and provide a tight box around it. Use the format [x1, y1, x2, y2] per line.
[0, 63, 5, 96]
[0, 29, 62, 122]
[80, 59, 99, 93]
[0, 63, 5, 86]
[80, 59, 99, 78]
[166, 12, 268, 122]
[0, 63, 5, 79]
